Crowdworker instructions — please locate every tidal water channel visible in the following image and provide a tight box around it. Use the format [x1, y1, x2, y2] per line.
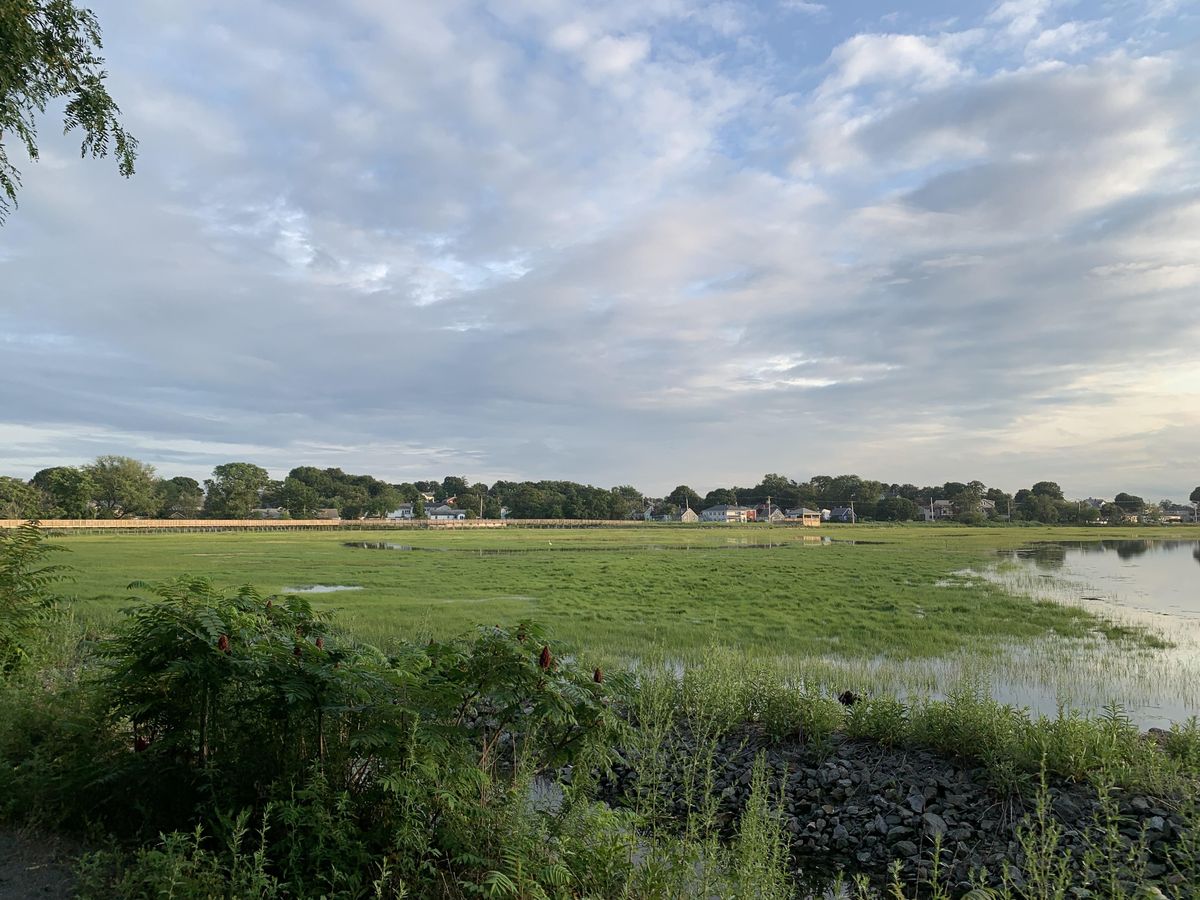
[975, 539, 1200, 728]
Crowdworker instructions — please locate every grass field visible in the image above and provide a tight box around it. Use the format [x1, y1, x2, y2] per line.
[48, 523, 1198, 671]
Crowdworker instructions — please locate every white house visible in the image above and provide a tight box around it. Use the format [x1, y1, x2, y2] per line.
[386, 504, 415, 520]
[700, 504, 755, 522]
[428, 505, 467, 521]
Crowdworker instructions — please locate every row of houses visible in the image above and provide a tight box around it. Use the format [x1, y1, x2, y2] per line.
[249, 502, 471, 522]
[921, 498, 998, 521]
[386, 503, 468, 521]
[683, 504, 852, 526]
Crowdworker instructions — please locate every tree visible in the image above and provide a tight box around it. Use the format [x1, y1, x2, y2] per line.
[1019, 493, 1060, 523]
[203, 463, 270, 519]
[273, 476, 319, 519]
[31, 466, 93, 517]
[875, 496, 918, 522]
[1100, 502, 1126, 523]
[1190, 486, 1200, 507]
[666, 485, 703, 514]
[157, 476, 203, 518]
[703, 488, 737, 507]
[1, 0, 137, 223]
[1113, 492, 1145, 516]
[86, 455, 157, 517]
[440, 476, 469, 502]
[1030, 481, 1064, 500]
[0, 477, 40, 518]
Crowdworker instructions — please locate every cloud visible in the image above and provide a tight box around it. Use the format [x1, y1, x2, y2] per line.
[0, 0, 1197, 501]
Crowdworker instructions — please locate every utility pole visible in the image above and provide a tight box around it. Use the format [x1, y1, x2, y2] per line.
[767, 495, 772, 527]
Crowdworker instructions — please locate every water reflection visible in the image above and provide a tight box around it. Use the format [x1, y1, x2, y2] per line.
[1004, 540, 1200, 617]
[980, 539, 1200, 728]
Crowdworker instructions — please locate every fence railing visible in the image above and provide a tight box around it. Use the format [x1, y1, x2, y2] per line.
[0, 517, 751, 533]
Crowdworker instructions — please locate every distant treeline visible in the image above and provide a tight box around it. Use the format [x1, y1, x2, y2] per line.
[1, 457, 1197, 524]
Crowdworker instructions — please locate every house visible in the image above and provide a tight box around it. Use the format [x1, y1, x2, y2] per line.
[428, 505, 467, 521]
[922, 499, 956, 521]
[979, 498, 997, 515]
[386, 504, 415, 520]
[756, 505, 786, 522]
[785, 508, 822, 527]
[828, 507, 857, 524]
[419, 492, 436, 503]
[679, 507, 699, 523]
[1161, 504, 1198, 524]
[250, 507, 284, 520]
[314, 508, 340, 520]
[700, 504, 755, 523]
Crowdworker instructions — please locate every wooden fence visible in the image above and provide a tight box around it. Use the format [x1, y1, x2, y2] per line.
[0, 517, 727, 533]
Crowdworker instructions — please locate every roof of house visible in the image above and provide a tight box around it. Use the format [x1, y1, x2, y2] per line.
[702, 504, 753, 512]
[830, 507, 856, 517]
[429, 505, 464, 515]
[786, 507, 820, 516]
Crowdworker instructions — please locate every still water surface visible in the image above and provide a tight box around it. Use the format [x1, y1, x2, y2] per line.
[978, 540, 1199, 728]
[1002, 540, 1200, 618]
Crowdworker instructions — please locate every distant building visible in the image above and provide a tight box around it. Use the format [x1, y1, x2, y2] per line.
[700, 504, 755, 523]
[428, 505, 467, 521]
[785, 507, 822, 527]
[756, 505, 786, 522]
[386, 504, 415, 520]
[828, 507, 857, 524]
[680, 507, 700, 523]
[314, 508, 340, 520]
[1161, 504, 1198, 524]
[922, 499, 955, 521]
[250, 507, 284, 519]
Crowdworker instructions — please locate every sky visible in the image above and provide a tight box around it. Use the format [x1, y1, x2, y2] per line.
[2, 0, 1199, 500]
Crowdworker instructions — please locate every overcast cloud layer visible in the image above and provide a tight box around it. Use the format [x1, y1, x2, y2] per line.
[2, 0, 1199, 498]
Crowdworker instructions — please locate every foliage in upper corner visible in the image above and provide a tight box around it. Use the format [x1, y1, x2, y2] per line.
[0, 0, 137, 223]
[0, 521, 68, 674]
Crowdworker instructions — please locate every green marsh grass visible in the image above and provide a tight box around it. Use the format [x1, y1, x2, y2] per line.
[43, 523, 1200, 729]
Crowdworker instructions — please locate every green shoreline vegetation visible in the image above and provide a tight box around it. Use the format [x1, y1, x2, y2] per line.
[2, 523, 1199, 897]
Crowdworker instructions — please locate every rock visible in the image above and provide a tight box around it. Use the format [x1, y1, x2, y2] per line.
[907, 790, 926, 813]
[893, 839, 919, 859]
[923, 811, 947, 837]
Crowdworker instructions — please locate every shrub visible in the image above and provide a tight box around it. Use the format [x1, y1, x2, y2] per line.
[0, 521, 68, 675]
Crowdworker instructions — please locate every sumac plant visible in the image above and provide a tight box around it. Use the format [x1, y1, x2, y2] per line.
[93, 577, 624, 865]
